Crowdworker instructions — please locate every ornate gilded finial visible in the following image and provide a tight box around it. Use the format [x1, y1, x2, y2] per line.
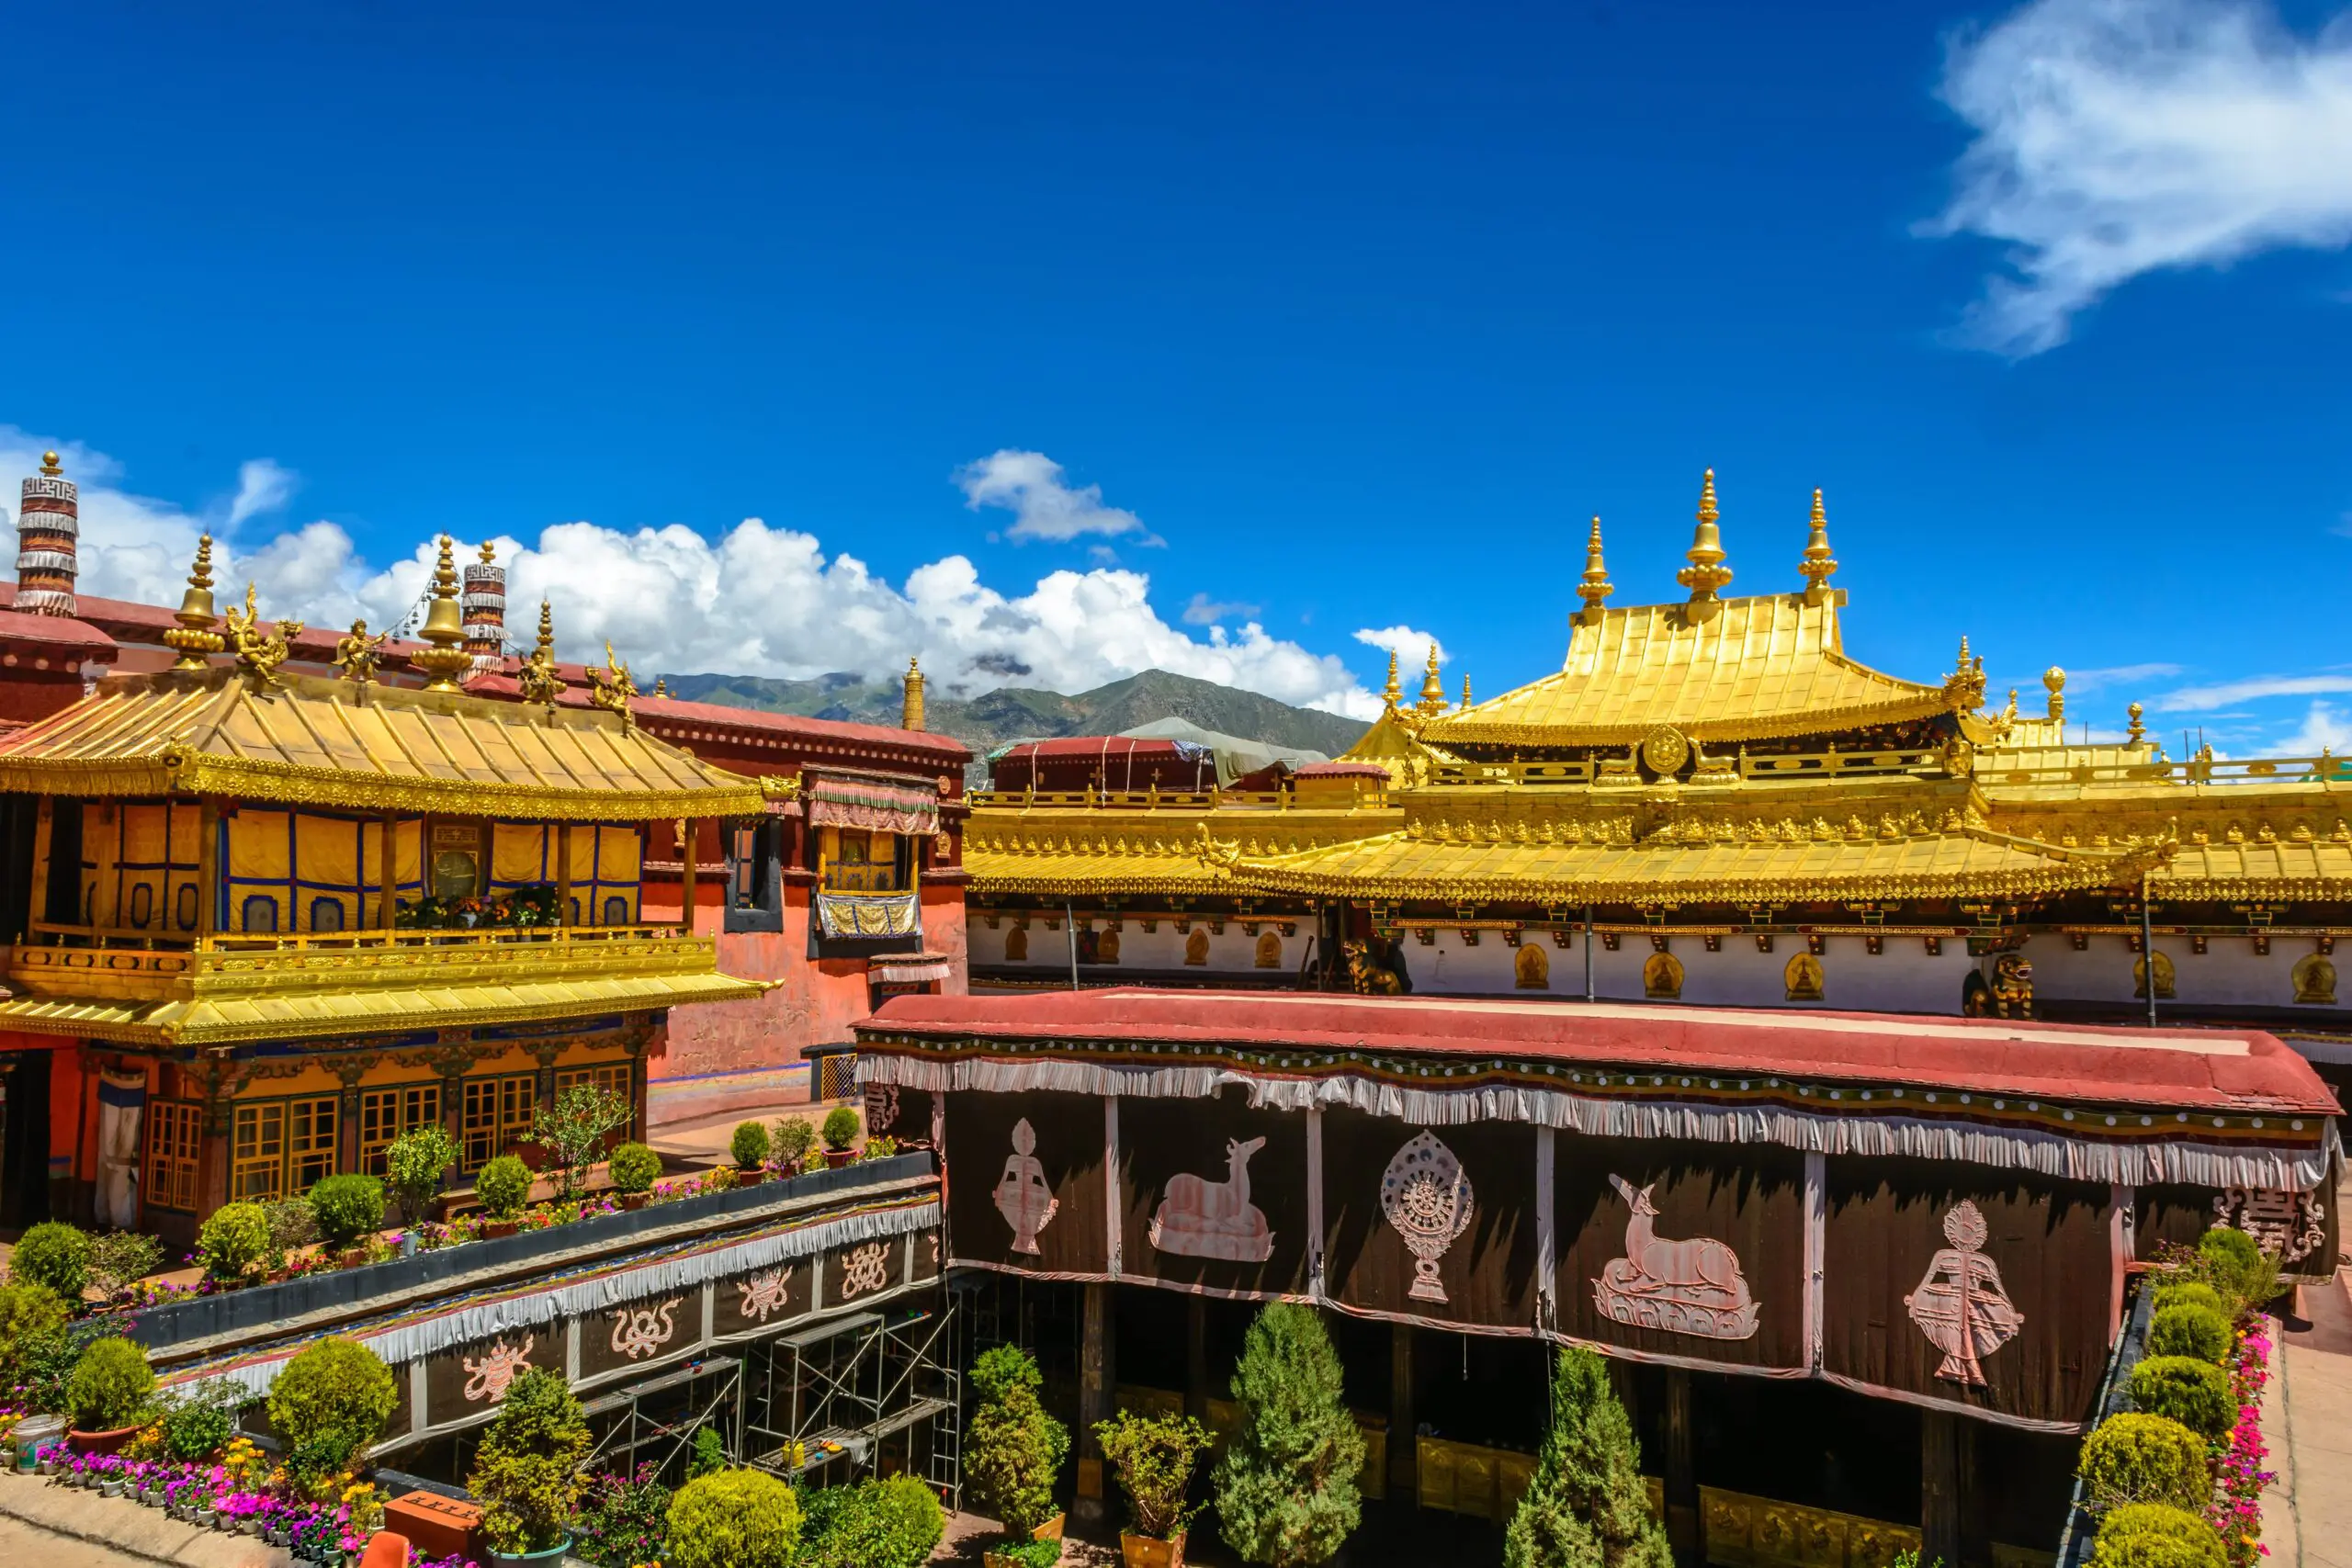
[479, 540, 496, 565]
[39, 451, 60, 478]
[518, 600, 565, 705]
[1798, 488, 1838, 602]
[333, 619, 388, 684]
[411, 535, 475, 692]
[164, 534, 226, 670]
[1574, 516, 1612, 624]
[1941, 634, 1987, 714]
[589, 640, 639, 716]
[1383, 649, 1401, 708]
[2043, 666, 2066, 723]
[1416, 642, 1446, 717]
[652, 676, 669, 699]
[2127, 702, 2145, 744]
[1460, 674, 1472, 710]
[1677, 468, 1733, 615]
[223, 582, 303, 689]
[901, 655, 926, 731]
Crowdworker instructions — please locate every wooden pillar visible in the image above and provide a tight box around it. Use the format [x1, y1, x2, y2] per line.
[1389, 1322, 1417, 1497]
[557, 824, 574, 928]
[1664, 1369, 1699, 1560]
[378, 813, 395, 930]
[197, 800, 219, 937]
[334, 1063, 366, 1177]
[1185, 1295, 1209, 1425]
[1922, 1409, 1961, 1568]
[1074, 1282, 1115, 1529]
[679, 818, 697, 934]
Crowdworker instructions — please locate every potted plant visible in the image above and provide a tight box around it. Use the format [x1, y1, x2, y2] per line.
[65, 1337, 154, 1455]
[198, 1201, 272, 1287]
[1094, 1410, 1214, 1568]
[771, 1117, 817, 1178]
[729, 1121, 772, 1184]
[308, 1173, 389, 1268]
[267, 1338, 399, 1504]
[260, 1197, 320, 1280]
[663, 1468, 803, 1568]
[469, 1366, 589, 1567]
[385, 1123, 463, 1229]
[967, 1347, 1069, 1562]
[820, 1107, 861, 1168]
[607, 1142, 662, 1209]
[1212, 1303, 1364, 1568]
[526, 1081, 637, 1203]
[9, 1222, 94, 1303]
[477, 1155, 534, 1238]
[85, 1231, 164, 1312]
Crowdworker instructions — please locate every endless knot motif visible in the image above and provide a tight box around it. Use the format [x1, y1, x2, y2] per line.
[1380, 1131, 1474, 1303]
[461, 1336, 535, 1403]
[2213, 1188, 2327, 1264]
[736, 1267, 794, 1323]
[1904, 1201, 2023, 1385]
[608, 1298, 681, 1360]
[839, 1242, 889, 1298]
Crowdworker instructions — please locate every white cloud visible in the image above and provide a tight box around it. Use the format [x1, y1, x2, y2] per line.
[956, 449, 1161, 545]
[2152, 671, 2352, 709]
[226, 459, 296, 526]
[1928, 0, 2352, 355]
[1352, 625, 1446, 667]
[1182, 592, 1261, 626]
[2278, 699, 2352, 752]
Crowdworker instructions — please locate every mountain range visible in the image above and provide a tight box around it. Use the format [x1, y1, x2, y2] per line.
[658, 667, 1371, 761]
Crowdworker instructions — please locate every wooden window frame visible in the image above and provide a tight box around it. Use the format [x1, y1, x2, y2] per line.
[461, 1074, 537, 1172]
[232, 1094, 338, 1203]
[358, 1082, 442, 1178]
[145, 1101, 202, 1213]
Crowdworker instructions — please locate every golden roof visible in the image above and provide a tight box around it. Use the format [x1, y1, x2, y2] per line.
[965, 805, 1401, 897]
[0, 669, 762, 820]
[1425, 591, 1953, 748]
[2154, 836, 2352, 901]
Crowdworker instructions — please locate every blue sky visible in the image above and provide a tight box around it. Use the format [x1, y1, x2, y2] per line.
[6, 0, 2352, 749]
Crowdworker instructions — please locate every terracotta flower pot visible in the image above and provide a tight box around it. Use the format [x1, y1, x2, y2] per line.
[339, 1247, 370, 1269]
[1030, 1514, 1066, 1542]
[823, 1148, 854, 1168]
[1120, 1531, 1184, 1568]
[481, 1219, 519, 1239]
[66, 1426, 141, 1457]
[619, 1192, 650, 1211]
[738, 1168, 767, 1187]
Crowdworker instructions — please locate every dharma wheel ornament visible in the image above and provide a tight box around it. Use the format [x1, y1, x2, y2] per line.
[1380, 1130, 1474, 1303]
[1904, 1200, 2024, 1387]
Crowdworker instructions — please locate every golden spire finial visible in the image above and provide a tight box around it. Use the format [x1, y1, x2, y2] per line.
[2127, 702, 2145, 744]
[1798, 488, 1838, 602]
[1677, 468, 1733, 614]
[518, 600, 565, 706]
[1460, 673, 1472, 710]
[39, 451, 61, 478]
[1382, 649, 1401, 708]
[2043, 666, 2066, 723]
[1416, 642, 1446, 716]
[478, 540, 496, 566]
[1574, 515, 1612, 625]
[901, 655, 927, 732]
[164, 534, 225, 670]
[411, 534, 475, 692]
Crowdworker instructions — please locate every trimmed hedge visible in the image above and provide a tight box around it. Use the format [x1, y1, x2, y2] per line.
[66, 1337, 153, 1432]
[2130, 1356, 2233, 1439]
[2148, 1303, 2233, 1365]
[730, 1122, 771, 1169]
[198, 1202, 272, 1281]
[477, 1155, 533, 1220]
[267, 1337, 399, 1468]
[797, 1475, 944, 1568]
[2150, 1281, 2226, 1318]
[309, 1173, 388, 1248]
[608, 1142, 662, 1194]
[665, 1469, 801, 1568]
[2078, 1414, 2212, 1513]
[10, 1222, 93, 1301]
[2091, 1504, 2227, 1568]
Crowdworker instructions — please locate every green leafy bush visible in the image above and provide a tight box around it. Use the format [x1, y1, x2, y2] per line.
[2148, 1303, 2232, 1365]
[861, 1135, 899, 1162]
[796, 1475, 944, 1568]
[772, 1118, 817, 1174]
[984, 1540, 1061, 1568]
[529, 1081, 637, 1201]
[308, 1173, 388, 1249]
[2150, 1281, 2226, 1318]
[820, 1106, 860, 1152]
[10, 1221, 92, 1302]
[262, 1196, 319, 1265]
[0, 1281, 71, 1391]
[1215, 1301, 1364, 1566]
[2078, 1414, 2212, 1513]
[730, 1121, 771, 1169]
[2130, 1356, 2233, 1439]
[607, 1142, 662, 1194]
[469, 1366, 590, 1554]
[87, 1232, 164, 1306]
[665, 1469, 802, 1568]
[571, 1466, 673, 1568]
[967, 1346, 1069, 1537]
[1095, 1410, 1215, 1543]
[267, 1337, 398, 1471]
[2090, 1504, 2227, 1568]
[2199, 1226, 2280, 1314]
[690, 1423, 727, 1478]
[65, 1336, 153, 1432]
[198, 1202, 271, 1282]
[1504, 1346, 1674, 1568]
[385, 1123, 462, 1226]
[477, 1154, 534, 1220]
[163, 1382, 240, 1461]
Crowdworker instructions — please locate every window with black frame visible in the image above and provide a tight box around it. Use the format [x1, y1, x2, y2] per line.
[724, 817, 784, 932]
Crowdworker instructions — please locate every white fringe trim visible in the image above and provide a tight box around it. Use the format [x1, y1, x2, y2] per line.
[170, 1199, 939, 1402]
[860, 1053, 2338, 1192]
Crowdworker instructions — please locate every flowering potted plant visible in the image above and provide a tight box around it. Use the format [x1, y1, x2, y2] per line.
[730, 1122, 771, 1185]
[65, 1337, 155, 1456]
[607, 1142, 662, 1210]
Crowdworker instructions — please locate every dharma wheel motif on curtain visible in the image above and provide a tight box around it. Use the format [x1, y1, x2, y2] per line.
[1380, 1131, 1475, 1303]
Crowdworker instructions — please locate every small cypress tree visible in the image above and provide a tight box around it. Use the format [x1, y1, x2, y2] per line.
[1504, 1348, 1673, 1568]
[1213, 1302, 1365, 1567]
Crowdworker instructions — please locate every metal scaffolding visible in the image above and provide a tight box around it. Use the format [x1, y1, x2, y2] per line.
[743, 1297, 962, 1506]
[581, 1354, 744, 1476]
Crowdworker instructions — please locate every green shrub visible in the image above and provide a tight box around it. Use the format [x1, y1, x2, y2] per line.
[607, 1142, 662, 1194]
[2199, 1225, 2281, 1314]
[2090, 1504, 2227, 1568]
[0, 1281, 70, 1390]
[689, 1423, 727, 1477]
[2148, 1303, 2232, 1364]
[477, 1155, 534, 1220]
[162, 1382, 239, 1461]
[1096, 1410, 1215, 1543]
[308, 1173, 388, 1248]
[86, 1232, 164, 1305]
[2150, 1280, 2226, 1318]
[861, 1135, 899, 1162]
[820, 1106, 860, 1152]
[262, 1196, 318, 1265]
[796, 1475, 944, 1568]
[665, 1469, 802, 1568]
[10, 1221, 92, 1302]
[984, 1540, 1061, 1568]
[1504, 1346, 1674, 1568]
[772, 1118, 817, 1174]
[469, 1366, 590, 1554]
[528, 1081, 637, 1201]
[571, 1467, 673, 1568]
[730, 1121, 771, 1169]
[65, 1336, 153, 1432]
[967, 1346, 1069, 1537]
[2078, 1414, 2212, 1513]
[2130, 1356, 2233, 1439]
[1215, 1301, 1364, 1566]
[384, 1123, 462, 1227]
[267, 1337, 398, 1469]
[198, 1202, 271, 1282]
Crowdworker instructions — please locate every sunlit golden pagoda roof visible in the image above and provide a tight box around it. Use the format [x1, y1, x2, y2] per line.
[966, 802, 1400, 897]
[0, 668, 762, 820]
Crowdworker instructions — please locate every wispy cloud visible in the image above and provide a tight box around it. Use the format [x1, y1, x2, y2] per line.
[2152, 671, 2352, 709]
[2279, 699, 2352, 751]
[1352, 625, 1445, 671]
[225, 458, 296, 527]
[956, 449, 1163, 545]
[1927, 0, 2352, 355]
[1182, 592, 1261, 626]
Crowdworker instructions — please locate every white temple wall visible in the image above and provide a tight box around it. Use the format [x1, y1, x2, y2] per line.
[2020, 932, 2337, 1011]
[969, 916, 1302, 976]
[1397, 930, 1974, 1013]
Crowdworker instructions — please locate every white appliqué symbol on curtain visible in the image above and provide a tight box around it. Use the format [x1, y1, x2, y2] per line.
[462, 1336, 534, 1403]
[1591, 1175, 1759, 1340]
[2212, 1188, 2325, 1264]
[609, 1298, 682, 1360]
[994, 1118, 1059, 1255]
[1149, 1135, 1274, 1262]
[840, 1243, 889, 1297]
[737, 1267, 793, 1322]
[1382, 1131, 1473, 1303]
[1905, 1200, 2023, 1386]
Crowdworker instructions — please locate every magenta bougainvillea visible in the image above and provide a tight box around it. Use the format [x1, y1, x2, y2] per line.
[2210, 1326, 2278, 1567]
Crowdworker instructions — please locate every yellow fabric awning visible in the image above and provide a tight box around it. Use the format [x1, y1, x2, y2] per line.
[0, 669, 762, 821]
[0, 970, 768, 1047]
